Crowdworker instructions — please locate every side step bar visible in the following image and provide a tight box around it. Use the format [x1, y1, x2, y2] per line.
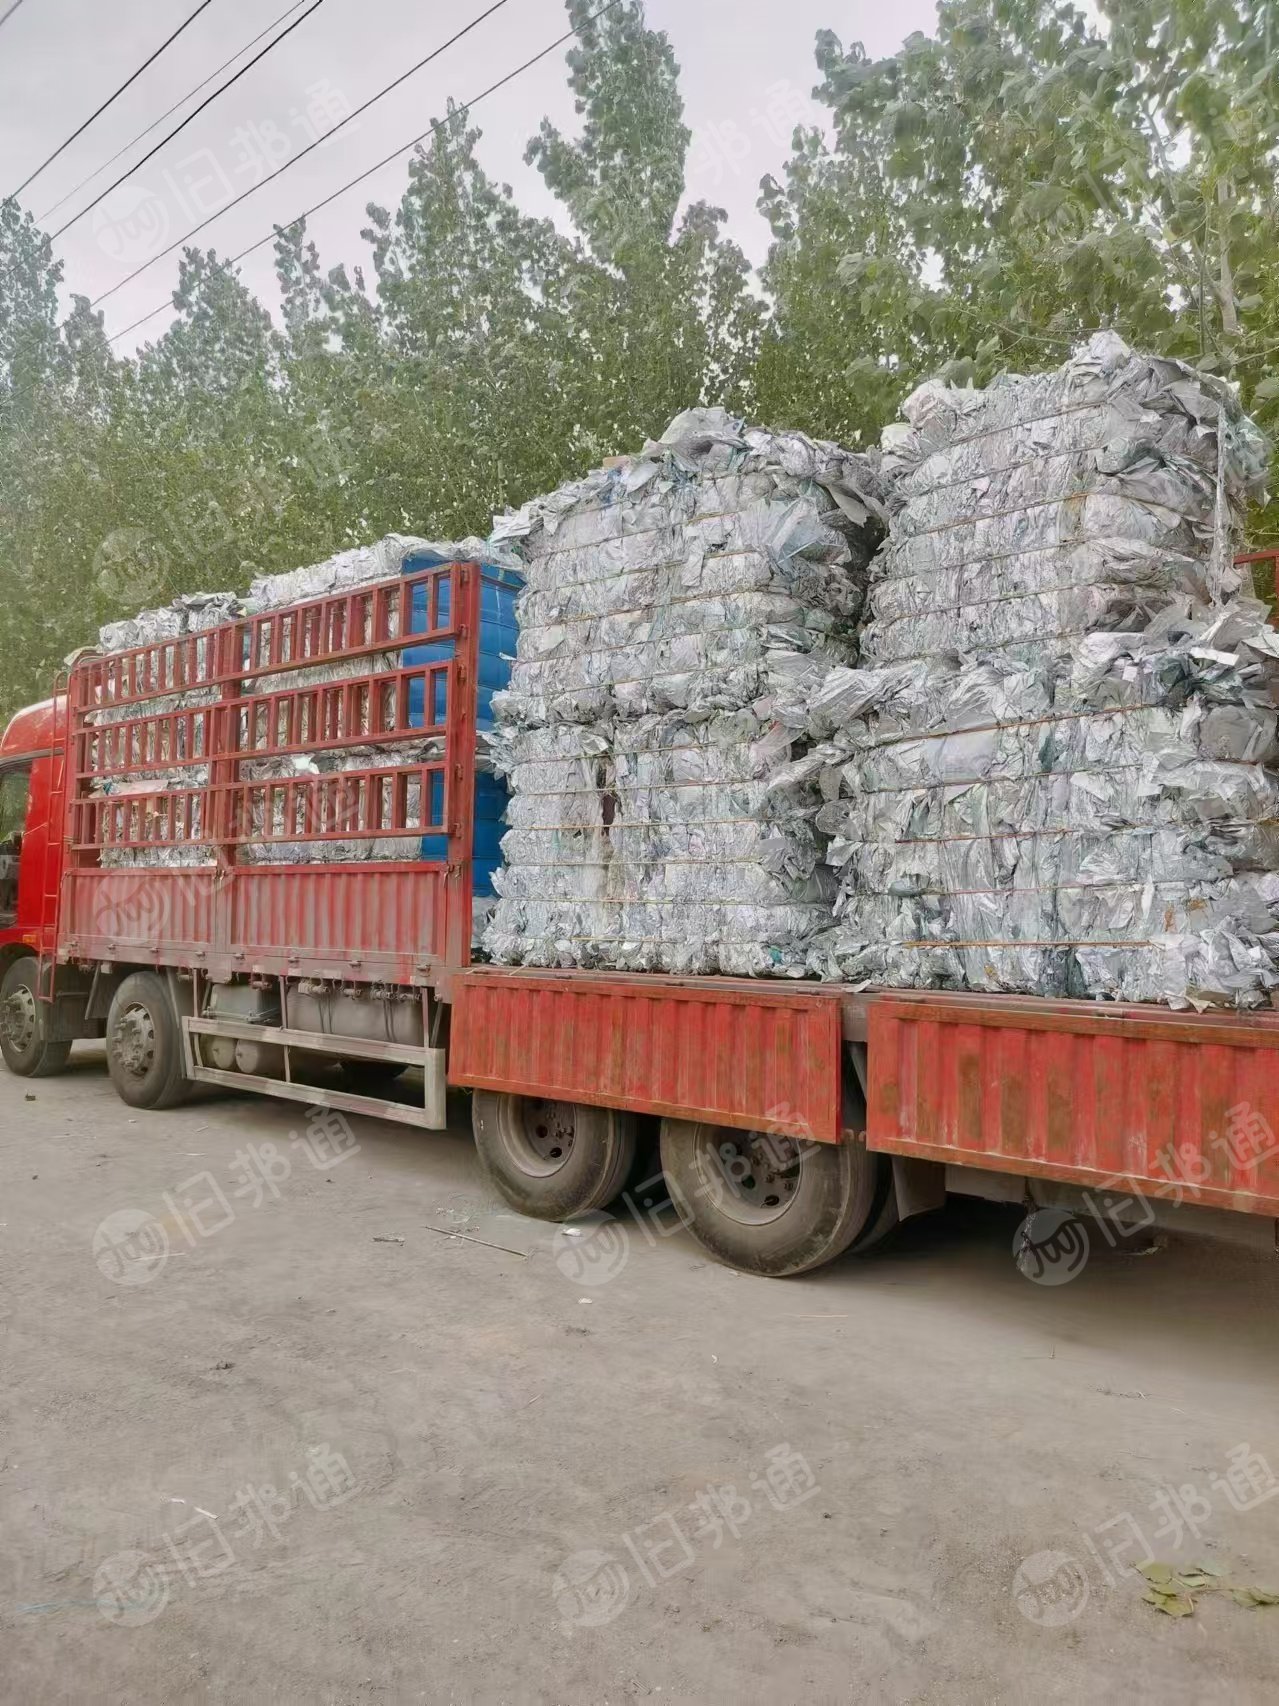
[182, 1015, 447, 1129]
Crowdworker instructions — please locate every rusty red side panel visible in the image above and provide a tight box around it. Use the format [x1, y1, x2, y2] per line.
[449, 968, 844, 1142]
[868, 992, 1279, 1215]
[60, 862, 449, 984]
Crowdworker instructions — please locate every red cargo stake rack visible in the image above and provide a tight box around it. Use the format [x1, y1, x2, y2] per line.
[58, 562, 481, 987]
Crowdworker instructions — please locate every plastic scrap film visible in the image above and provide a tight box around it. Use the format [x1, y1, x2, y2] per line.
[88, 535, 511, 870]
[484, 408, 886, 974]
[484, 702, 836, 975]
[797, 332, 1279, 1008]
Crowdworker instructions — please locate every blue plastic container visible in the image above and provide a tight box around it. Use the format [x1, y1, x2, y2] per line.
[401, 549, 521, 895]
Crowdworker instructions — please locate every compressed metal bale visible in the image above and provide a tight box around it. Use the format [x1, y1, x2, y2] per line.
[492, 409, 885, 728]
[485, 700, 838, 978]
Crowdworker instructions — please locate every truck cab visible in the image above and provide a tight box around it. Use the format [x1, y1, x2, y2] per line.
[0, 698, 62, 949]
[0, 696, 76, 1075]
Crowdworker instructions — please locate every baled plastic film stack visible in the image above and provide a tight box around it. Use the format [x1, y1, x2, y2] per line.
[801, 332, 1279, 1007]
[483, 408, 887, 975]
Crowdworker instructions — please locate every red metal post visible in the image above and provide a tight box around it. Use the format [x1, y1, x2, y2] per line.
[442, 562, 480, 982]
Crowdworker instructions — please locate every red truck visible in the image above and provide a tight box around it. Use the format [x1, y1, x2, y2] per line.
[2, 557, 1278, 1276]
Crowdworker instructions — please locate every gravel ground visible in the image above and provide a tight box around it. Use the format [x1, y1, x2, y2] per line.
[3, 1045, 1278, 1704]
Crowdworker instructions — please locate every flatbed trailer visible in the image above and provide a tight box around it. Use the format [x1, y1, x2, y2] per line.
[1, 558, 1277, 1275]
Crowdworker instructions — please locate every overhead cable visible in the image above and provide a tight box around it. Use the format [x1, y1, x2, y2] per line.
[50, 0, 329, 241]
[92, 0, 515, 309]
[8, 0, 219, 200]
[107, 0, 624, 346]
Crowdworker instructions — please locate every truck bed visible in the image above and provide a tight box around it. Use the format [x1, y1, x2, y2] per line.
[449, 967, 1279, 1217]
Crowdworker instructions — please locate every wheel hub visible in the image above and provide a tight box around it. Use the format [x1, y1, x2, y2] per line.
[697, 1129, 803, 1226]
[2, 984, 36, 1055]
[114, 1002, 157, 1079]
[500, 1098, 578, 1178]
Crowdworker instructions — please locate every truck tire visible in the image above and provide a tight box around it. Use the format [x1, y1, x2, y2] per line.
[472, 1092, 637, 1221]
[106, 971, 190, 1111]
[659, 1119, 888, 1278]
[849, 1184, 901, 1254]
[0, 957, 71, 1078]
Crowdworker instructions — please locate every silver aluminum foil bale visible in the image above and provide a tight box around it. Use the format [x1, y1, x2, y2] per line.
[485, 706, 833, 975]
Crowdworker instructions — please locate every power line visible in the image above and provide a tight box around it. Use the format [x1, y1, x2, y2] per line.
[38, 0, 311, 224]
[92, 0, 514, 310]
[7, 0, 219, 202]
[107, 0, 624, 347]
[0, 0, 30, 34]
[50, 0, 328, 242]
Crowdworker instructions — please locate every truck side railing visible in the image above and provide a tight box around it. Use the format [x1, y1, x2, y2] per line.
[58, 561, 481, 988]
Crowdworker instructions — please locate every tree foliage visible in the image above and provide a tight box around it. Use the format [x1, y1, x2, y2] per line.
[2, 0, 1279, 721]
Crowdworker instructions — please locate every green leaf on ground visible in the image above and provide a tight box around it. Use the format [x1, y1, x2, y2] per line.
[1144, 1588, 1195, 1616]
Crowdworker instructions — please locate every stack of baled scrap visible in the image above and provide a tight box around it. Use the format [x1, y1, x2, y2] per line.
[482, 408, 887, 974]
[802, 332, 1279, 1007]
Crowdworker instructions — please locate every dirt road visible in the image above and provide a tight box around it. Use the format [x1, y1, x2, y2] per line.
[3, 1048, 1278, 1703]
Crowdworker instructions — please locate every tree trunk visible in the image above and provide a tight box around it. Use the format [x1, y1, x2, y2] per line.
[1218, 175, 1239, 341]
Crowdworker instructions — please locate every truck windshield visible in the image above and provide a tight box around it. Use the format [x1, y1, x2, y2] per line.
[0, 764, 30, 923]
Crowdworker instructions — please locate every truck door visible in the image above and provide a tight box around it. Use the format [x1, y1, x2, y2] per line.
[0, 761, 30, 929]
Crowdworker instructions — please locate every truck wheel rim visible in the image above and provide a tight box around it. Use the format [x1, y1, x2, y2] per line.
[2, 984, 36, 1054]
[114, 1002, 157, 1079]
[501, 1098, 577, 1178]
[692, 1128, 803, 1227]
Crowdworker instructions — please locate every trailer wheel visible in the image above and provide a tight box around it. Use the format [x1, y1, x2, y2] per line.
[471, 1092, 636, 1221]
[659, 1120, 887, 1278]
[106, 972, 189, 1111]
[0, 957, 71, 1078]
[848, 1184, 901, 1254]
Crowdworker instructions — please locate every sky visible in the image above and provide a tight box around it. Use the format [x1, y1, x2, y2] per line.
[0, 0, 942, 355]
